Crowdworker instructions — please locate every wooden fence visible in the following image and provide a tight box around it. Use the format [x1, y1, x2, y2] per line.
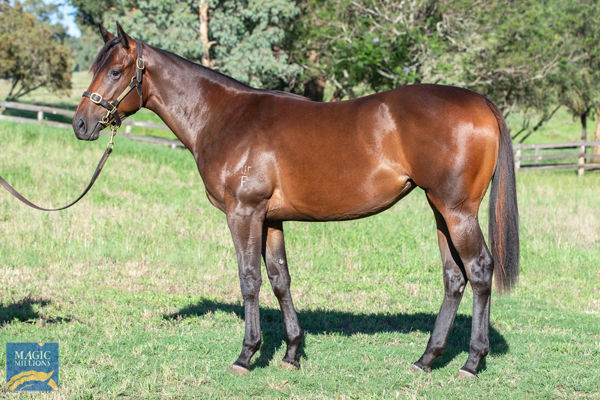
[2, 100, 600, 174]
[514, 141, 600, 175]
[0, 100, 183, 149]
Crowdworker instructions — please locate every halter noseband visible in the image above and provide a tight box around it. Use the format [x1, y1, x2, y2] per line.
[82, 39, 145, 129]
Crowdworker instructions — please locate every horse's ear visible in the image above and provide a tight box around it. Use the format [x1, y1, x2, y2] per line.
[98, 24, 113, 43]
[115, 21, 130, 49]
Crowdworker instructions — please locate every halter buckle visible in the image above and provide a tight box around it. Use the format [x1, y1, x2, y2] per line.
[90, 92, 103, 104]
[136, 58, 145, 70]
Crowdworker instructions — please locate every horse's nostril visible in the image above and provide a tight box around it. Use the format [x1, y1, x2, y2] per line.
[77, 117, 86, 134]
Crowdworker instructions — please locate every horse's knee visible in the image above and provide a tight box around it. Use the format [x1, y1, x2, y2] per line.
[444, 267, 466, 298]
[239, 270, 262, 300]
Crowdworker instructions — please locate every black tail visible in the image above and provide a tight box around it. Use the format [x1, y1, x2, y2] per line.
[486, 100, 520, 292]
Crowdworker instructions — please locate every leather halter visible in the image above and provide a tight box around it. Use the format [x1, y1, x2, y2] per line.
[82, 39, 145, 130]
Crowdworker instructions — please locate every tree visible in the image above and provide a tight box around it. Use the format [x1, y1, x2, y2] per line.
[425, 1, 570, 142]
[209, 0, 302, 89]
[71, 0, 302, 90]
[67, 24, 104, 72]
[550, 1, 600, 144]
[69, 0, 115, 26]
[0, 3, 72, 101]
[292, 0, 442, 100]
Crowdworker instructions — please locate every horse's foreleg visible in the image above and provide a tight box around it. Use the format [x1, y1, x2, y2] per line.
[226, 201, 267, 374]
[412, 198, 466, 373]
[262, 221, 303, 369]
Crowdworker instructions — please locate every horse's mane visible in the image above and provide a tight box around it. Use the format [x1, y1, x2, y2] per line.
[90, 37, 121, 74]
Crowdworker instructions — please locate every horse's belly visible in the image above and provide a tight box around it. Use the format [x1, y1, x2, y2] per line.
[267, 167, 414, 221]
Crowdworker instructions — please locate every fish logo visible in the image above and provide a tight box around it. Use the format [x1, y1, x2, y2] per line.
[6, 343, 59, 392]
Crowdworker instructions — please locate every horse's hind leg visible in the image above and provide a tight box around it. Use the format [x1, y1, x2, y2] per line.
[262, 221, 303, 369]
[412, 197, 467, 373]
[423, 194, 494, 379]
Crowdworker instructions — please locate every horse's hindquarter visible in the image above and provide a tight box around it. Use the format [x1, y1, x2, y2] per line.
[228, 85, 499, 221]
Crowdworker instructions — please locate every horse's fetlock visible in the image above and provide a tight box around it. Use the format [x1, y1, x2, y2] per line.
[287, 329, 303, 347]
[245, 338, 261, 352]
[470, 343, 489, 358]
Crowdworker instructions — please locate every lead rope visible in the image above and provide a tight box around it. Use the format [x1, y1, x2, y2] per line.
[0, 127, 117, 212]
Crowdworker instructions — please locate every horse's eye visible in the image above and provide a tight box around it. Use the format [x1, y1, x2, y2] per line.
[109, 69, 121, 79]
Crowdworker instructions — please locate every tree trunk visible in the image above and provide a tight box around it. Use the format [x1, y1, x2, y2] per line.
[199, 0, 211, 68]
[581, 111, 588, 141]
[594, 107, 600, 160]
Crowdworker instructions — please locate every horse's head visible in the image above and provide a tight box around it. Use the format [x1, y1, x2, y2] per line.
[73, 23, 145, 140]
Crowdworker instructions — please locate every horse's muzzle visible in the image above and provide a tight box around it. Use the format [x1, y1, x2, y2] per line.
[73, 116, 102, 141]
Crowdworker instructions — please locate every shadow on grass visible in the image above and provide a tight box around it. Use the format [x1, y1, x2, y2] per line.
[0, 297, 72, 326]
[165, 298, 508, 372]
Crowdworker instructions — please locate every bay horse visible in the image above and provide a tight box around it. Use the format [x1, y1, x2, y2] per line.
[73, 24, 519, 379]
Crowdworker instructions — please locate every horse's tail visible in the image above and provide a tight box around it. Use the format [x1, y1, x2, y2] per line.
[486, 99, 519, 293]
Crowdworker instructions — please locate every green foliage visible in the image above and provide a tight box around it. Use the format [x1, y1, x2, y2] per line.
[74, 0, 302, 90]
[19, 0, 70, 43]
[0, 2, 72, 101]
[104, 0, 204, 62]
[67, 25, 104, 72]
[551, 1, 600, 118]
[69, 0, 115, 25]
[294, 0, 440, 98]
[210, 0, 302, 89]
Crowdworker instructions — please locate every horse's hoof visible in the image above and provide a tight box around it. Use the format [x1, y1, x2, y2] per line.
[409, 363, 430, 374]
[280, 360, 300, 370]
[455, 369, 477, 380]
[229, 364, 250, 375]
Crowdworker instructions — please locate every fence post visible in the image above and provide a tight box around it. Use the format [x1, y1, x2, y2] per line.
[37, 110, 43, 121]
[125, 125, 132, 134]
[578, 141, 586, 176]
[514, 144, 521, 170]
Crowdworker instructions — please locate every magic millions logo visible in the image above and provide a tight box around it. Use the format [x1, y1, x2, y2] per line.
[5, 343, 59, 392]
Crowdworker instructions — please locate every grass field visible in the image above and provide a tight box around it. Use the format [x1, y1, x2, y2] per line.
[0, 120, 599, 398]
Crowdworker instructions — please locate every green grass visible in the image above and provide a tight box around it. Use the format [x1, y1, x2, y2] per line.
[0, 120, 599, 398]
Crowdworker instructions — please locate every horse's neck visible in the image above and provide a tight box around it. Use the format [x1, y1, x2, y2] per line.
[143, 46, 251, 155]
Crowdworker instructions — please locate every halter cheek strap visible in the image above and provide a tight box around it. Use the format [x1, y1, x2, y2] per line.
[82, 39, 145, 129]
